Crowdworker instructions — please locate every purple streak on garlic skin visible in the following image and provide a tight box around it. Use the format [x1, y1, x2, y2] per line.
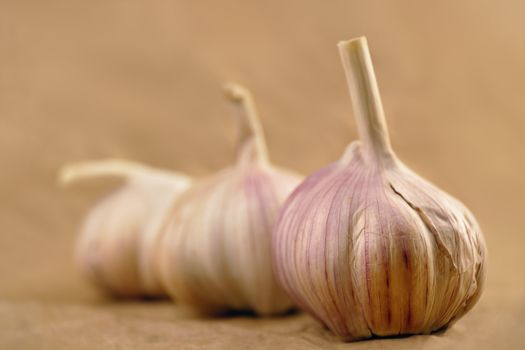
[61, 159, 192, 297]
[158, 84, 302, 315]
[272, 37, 486, 341]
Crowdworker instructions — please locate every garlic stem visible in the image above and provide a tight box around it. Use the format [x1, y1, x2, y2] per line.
[59, 159, 175, 186]
[224, 82, 269, 163]
[338, 37, 393, 164]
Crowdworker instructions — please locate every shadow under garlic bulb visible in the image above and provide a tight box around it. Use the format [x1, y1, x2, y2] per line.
[272, 37, 486, 340]
[158, 83, 302, 315]
[60, 160, 192, 297]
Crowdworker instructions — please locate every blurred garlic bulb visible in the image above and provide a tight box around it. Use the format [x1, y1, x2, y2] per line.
[158, 83, 302, 315]
[61, 159, 192, 297]
[273, 37, 486, 340]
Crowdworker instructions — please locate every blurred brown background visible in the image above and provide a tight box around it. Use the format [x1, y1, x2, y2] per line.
[1, 0, 524, 349]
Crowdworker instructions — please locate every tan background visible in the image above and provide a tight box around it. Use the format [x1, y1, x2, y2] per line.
[1, 0, 524, 349]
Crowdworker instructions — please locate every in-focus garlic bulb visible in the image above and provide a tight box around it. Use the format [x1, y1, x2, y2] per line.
[273, 37, 486, 340]
[61, 159, 192, 297]
[158, 83, 302, 315]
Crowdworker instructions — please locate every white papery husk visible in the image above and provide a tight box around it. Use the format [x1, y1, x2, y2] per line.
[62, 160, 192, 297]
[158, 84, 302, 315]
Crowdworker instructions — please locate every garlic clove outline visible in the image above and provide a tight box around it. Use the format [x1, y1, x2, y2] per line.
[272, 37, 487, 340]
[60, 159, 192, 297]
[158, 83, 303, 315]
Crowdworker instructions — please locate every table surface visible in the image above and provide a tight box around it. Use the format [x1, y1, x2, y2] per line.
[1, 1, 524, 349]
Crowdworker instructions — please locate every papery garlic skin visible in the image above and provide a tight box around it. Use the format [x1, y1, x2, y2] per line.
[61, 159, 192, 297]
[272, 37, 486, 340]
[158, 84, 302, 315]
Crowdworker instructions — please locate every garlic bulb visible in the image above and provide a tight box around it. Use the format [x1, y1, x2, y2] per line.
[273, 37, 486, 340]
[158, 83, 302, 315]
[61, 159, 192, 297]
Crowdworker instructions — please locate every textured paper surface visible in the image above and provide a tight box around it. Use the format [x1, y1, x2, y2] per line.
[1, 1, 524, 349]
